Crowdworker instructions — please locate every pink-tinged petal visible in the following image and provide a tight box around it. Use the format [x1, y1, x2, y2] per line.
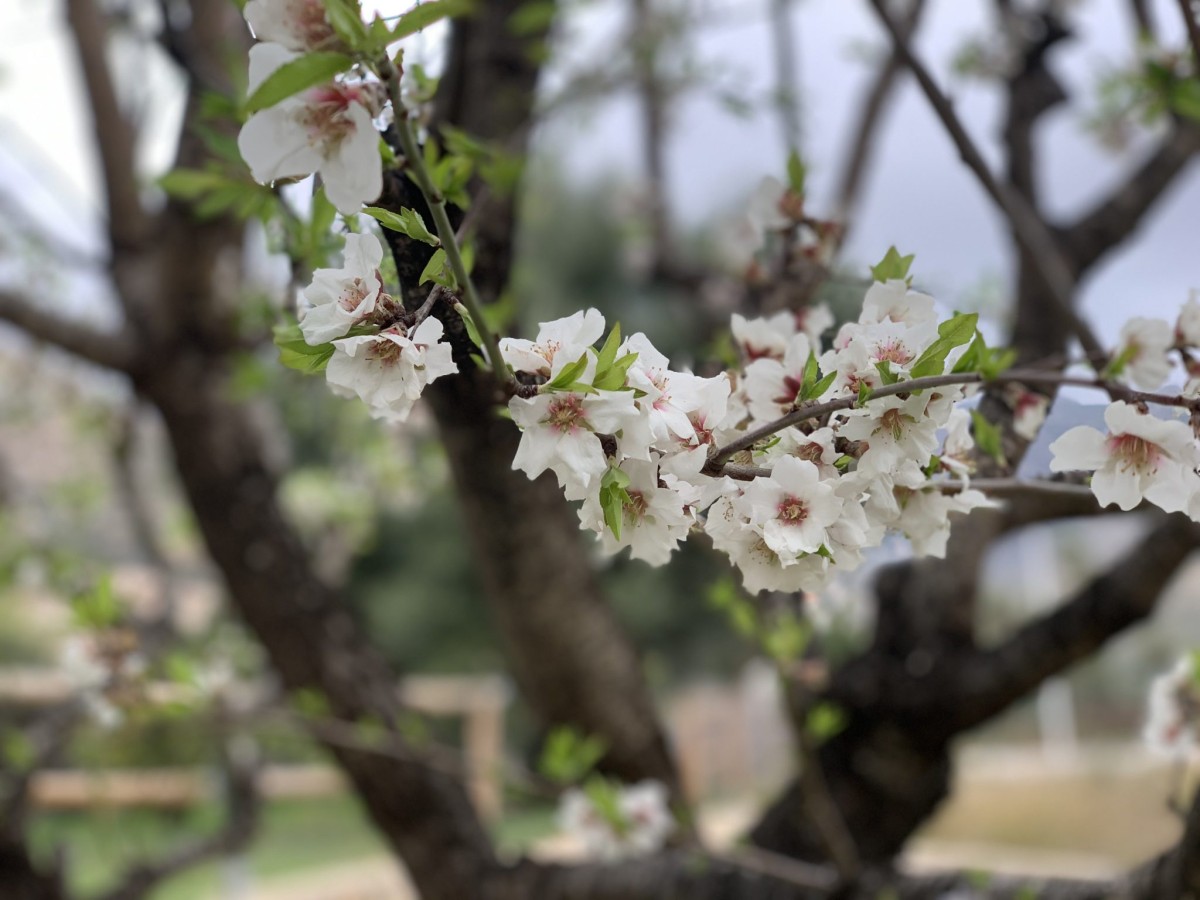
[1048, 426, 1109, 472]
[238, 108, 321, 184]
[320, 103, 382, 214]
[1090, 466, 1143, 510]
[511, 428, 559, 480]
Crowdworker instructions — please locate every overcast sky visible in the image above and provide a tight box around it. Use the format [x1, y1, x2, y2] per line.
[1, 0, 1197, 345]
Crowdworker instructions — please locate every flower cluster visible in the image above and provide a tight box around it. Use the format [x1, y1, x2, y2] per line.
[1143, 655, 1200, 758]
[505, 279, 997, 594]
[297, 233, 457, 421]
[557, 779, 674, 859]
[237, 2, 383, 215]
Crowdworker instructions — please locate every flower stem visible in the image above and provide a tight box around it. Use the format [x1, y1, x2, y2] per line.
[376, 56, 507, 381]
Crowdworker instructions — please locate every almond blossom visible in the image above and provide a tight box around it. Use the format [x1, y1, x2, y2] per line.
[742, 456, 843, 559]
[237, 43, 382, 215]
[557, 780, 674, 859]
[500, 309, 606, 379]
[838, 393, 942, 477]
[1143, 656, 1200, 758]
[325, 317, 457, 422]
[509, 390, 644, 499]
[578, 458, 699, 565]
[244, 0, 344, 52]
[1176, 292, 1200, 347]
[1113, 317, 1173, 390]
[1049, 400, 1200, 512]
[300, 232, 384, 344]
[743, 333, 815, 424]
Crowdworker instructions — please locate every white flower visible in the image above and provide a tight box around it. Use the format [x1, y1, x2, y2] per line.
[746, 176, 793, 232]
[895, 486, 995, 558]
[859, 279, 937, 327]
[325, 317, 457, 421]
[1114, 317, 1173, 390]
[557, 780, 674, 859]
[743, 456, 843, 559]
[838, 393, 942, 476]
[509, 390, 642, 499]
[238, 43, 382, 215]
[620, 333, 712, 449]
[1049, 400, 1200, 513]
[743, 333, 815, 424]
[940, 407, 976, 480]
[500, 309, 605, 379]
[579, 460, 698, 565]
[1005, 385, 1049, 441]
[299, 232, 384, 344]
[1144, 657, 1200, 758]
[731, 311, 796, 362]
[1177, 293, 1200, 347]
[244, 0, 344, 52]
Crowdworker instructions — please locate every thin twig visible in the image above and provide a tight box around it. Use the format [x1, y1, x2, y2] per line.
[377, 56, 507, 380]
[1177, 0, 1200, 63]
[866, 0, 1107, 365]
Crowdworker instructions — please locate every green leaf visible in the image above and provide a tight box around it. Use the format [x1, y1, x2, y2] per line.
[856, 380, 873, 406]
[244, 52, 355, 114]
[390, 0, 472, 41]
[72, 574, 122, 629]
[322, 0, 369, 47]
[594, 351, 638, 392]
[158, 168, 230, 199]
[981, 346, 1017, 380]
[539, 726, 608, 785]
[419, 248, 454, 287]
[544, 352, 591, 392]
[310, 187, 337, 237]
[786, 150, 807, 194]
[869, 246, 915, 283]
[595, 324, 622, 374]
[362, 206, 440, 246]
[801, 370, 836, 401]
[274, 321, 336, 374]
[763, 613, 810, 664]
[805, 702, 847, 743]
[509, 0, 556, 36]
[452, 301, 484, 353]
[873, 360, 900, 385]
[909, 312, 979, 379]
[1169, 78, 1200, 121]
[970, 409, 1006, 466]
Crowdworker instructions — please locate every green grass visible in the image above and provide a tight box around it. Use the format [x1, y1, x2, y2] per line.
[31, 795, 387, 900]
[31, 796, 559, 899]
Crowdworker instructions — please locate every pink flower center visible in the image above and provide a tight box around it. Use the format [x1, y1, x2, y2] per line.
[339, 276, 371, 312]
[795, 442, 825, 464]
[299, 85, 362, 154]
[366, 328, 406, 367]
[544, 395, 588, 434]
[624, 490, 649, 523]
[874, 339, 913, 365]
[776, 495, 809, 525]
[878, 408, 910, 441]
[287, 0, 339, 49]
[1106, 432, 1162, 473]
[772, 375, 803, 408]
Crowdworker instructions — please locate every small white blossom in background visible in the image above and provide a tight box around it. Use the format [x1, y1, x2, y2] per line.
[1049, 400, 1200, 513]
[58, 636, 143, 730]
[300, 232, 384, 344]
[237, 43, 382, 215]
[326, 317, 457, 422]
[1176, 292, 1200, 347]
[1144, 655, 1200, 758]
[557, 780, 674, 859]
[1004, 385, 1049, 441]
[1112, 317, 1173, 390]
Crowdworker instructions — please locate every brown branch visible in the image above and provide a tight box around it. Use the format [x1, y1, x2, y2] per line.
[770, 0, 802, 158]
[948, 513, 1200, 732]
[64, 0, 149, 250]
[98, 737, 261, 900]
[0, 289, 137, 372]
[1062, 121, 1200, 274]
[1178, 0, 1200, 65]
[832, 0, 927, 225]
[865, 0, 1107, 365]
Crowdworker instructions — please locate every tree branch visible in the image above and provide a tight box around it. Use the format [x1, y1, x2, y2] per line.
[832, 0, 927, 225]
[1062, 120, 1200, 273]
[98, 737, 261, 900]
[0, 289, 137, 372]
[64, 0, 150, 250]
[949, 513, 1200, 732]
[866, 0, 1106, 365]
[1177, 0, 1200, 66]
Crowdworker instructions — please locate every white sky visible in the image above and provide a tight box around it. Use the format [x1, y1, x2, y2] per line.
[1, 0, 1197, 344]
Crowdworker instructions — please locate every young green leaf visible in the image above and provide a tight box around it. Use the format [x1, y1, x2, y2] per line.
[419, 248, 454, 288]
[869, 246, 915, 283]
[274, 322, 336, 374]
[244, 52, 355, 114]
[970, 409, 1006, 466]
[786, 150, 807, 194]
[544, 352, 591, 392]
[362, 206, 440, 246]
[390, 0, 472, 40]
[909, 312, 979, 379]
